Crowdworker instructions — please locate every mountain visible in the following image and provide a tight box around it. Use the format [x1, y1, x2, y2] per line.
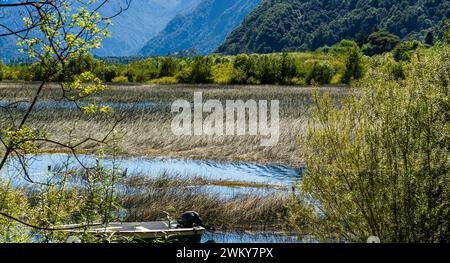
[0, 1, 27, 63]
[139, 0, 262, 56]
[217, 0, 450, 54]
[94, 0, 202, 56]
[0, 0, 202, 62]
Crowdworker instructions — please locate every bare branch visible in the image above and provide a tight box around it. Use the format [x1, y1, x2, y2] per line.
[0, 211, 103, 231]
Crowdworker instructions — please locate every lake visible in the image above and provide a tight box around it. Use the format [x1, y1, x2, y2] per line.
[201, 231, 304, 243]
[2, 153, 304, 197]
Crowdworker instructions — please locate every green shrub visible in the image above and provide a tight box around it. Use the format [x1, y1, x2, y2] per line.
[177, 57, 213, 84]
[388, 62, 406, 81]
[175, 67, 192, 83]
[0, 62, 3, 81]
[257, 55, 282, 84]
[125, 71, 134, 83]
[63, 54, 101, 81]
[101, 65, 118, 82]
[230, 68, 248, 84]
[392, 41, 420, 62]
[280, 53, 297, 84]
[5, 69, 19, 81]
[212, 63, 234, 84]
[0, 180, 33, 242]
[158, 57, 178, 78]
[342, 47, 365, 83]
[305, 62, 334, 85]
[425, 31, 435, 46]
[29, 63, 47, 81]
[126, 59, 159, 82]
[362, 30, 401, 56]
[317, 40, 359, 55]
[286, 46, 450, 242]
[111, 76, 129, 84]
[149, 76, 178, 85]
[230, 54, 258, 84]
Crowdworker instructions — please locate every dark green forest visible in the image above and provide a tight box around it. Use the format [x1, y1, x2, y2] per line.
[217, 0, 450, 54]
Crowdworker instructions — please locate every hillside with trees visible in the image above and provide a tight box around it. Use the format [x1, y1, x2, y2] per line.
[217, 0, 450, 54]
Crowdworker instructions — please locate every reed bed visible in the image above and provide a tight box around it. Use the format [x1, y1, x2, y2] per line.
[122, 175, 291, 231]
[0, 82, 347, 165]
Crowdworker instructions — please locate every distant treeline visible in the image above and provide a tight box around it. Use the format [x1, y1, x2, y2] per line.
[0, 29, 445, 85]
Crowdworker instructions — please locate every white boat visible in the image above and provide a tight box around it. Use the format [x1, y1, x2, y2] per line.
[64, 221, 205, 243]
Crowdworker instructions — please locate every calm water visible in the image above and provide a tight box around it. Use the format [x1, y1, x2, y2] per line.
[198, 185, 280, 199]
[2, 154, 303, 184]
[0, 100, 170, 110]
[201, 231, 304, 243]
[2, 154, 303, 196]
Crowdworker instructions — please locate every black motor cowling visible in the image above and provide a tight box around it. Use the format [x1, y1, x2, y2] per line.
[177, 211, 203, 228]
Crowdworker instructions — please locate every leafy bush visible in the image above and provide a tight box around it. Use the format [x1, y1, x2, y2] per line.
[0, 62, 4, 81]
[175, 67, 192, 84]
[286, 46, 450, 242]
[305, 62, 335, 85]
[158, 57, 178, 78]
[425, 32, 435, 46]
[177, 57, 213, 84]
[61, 54, 102, 81]
[362, 30, 401, 56]
[231, 53, 297, 85]
[100, 65, 118, 83]
[342, 47, 365, 83]
[257, 55, 282, 84]
[230, 54, 258, 84]
[126, 59, 160, 82]
[4, 69, 19, 81]
[392, 41, 420, 62]
[388, 62, 406, 81]
[111, 76, 129, 84]
[149, 76, 178, 85]
[280, 53, 297, 84]
[212, 63, 234, 84]
[317, 40, 359, 55]
[230, 68, 249, 84]
[1, 162, 126, 243]
[0, 180, 32, 242]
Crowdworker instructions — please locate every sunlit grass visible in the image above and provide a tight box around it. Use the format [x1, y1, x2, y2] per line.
[123, 175, 290, 230]
[0, 83, 347, 165]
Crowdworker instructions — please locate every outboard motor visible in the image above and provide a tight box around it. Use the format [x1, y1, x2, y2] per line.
[177, 211, 203, 228]
[177, 211, 215, 231]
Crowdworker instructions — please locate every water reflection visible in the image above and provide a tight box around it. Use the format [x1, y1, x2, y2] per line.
[0, 100, 170, 110]
[2, 154, 303, 185]
[201, 231, 304, 243]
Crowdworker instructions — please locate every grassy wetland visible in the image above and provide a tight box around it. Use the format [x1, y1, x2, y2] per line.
[0, 4, 448, 242]
[0, 82, 347, 165]
[1, 44, 449, 243]
[1, 81, 340, 240]
[122, 175, 290, 231]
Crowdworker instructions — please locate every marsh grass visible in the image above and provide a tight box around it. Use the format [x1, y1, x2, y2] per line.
[126, 174, 287, 190]
[0, 83, 347, 165]
[122, 175, 291, 230]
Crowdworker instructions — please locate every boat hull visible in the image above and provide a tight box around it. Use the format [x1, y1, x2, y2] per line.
[63, 222, 205, 243]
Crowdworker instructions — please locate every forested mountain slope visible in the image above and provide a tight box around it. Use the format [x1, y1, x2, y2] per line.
[217, 0, 450, 54]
